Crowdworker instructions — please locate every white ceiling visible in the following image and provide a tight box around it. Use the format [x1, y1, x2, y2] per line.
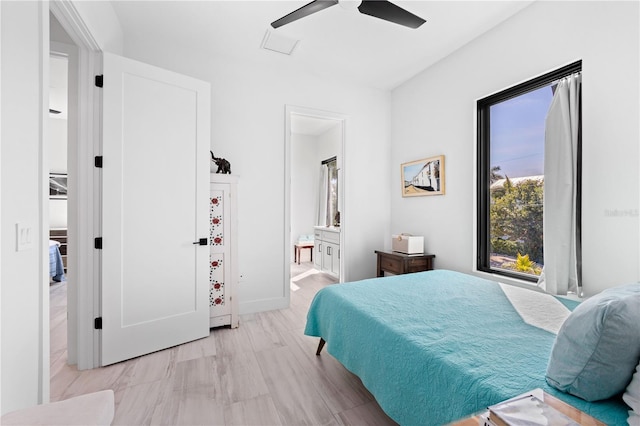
[50, 1, 534, 133]
[110, 0, 534, 91]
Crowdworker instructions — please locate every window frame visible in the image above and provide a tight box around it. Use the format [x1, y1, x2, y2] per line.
[476, 61, 582, 282]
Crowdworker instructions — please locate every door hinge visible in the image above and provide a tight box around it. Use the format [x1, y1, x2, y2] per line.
[95, 156, 103, 168]
[94, 237, 103, 249]
[94, 317, 103, 329]
[95, 75, 103, 88]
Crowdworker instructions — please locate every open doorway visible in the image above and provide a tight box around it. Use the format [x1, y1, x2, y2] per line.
[49, 10, 81, 396]
[48, 50, 69, 394]
[285, 106, 346, 304]
[46, 1, 103, 372]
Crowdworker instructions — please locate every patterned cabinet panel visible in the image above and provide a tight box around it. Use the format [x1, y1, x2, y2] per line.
[209, 190, 227, 312]
[209, 253, 225, 307]
[209, 175, 239, 328]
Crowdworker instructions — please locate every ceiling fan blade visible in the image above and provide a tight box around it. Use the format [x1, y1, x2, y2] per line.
[271, 0, 339, 28]
[358, 0, 426, 29]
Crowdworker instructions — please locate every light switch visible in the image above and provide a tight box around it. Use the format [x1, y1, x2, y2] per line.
[16, 223, 34, 251]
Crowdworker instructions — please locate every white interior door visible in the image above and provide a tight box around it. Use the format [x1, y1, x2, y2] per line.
[100, 52, 210, 366]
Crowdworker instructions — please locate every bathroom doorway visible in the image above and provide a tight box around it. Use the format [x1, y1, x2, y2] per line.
[284, 106, 346, 304]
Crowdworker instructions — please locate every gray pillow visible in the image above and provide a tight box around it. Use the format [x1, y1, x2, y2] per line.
[546, 283, 640, 401]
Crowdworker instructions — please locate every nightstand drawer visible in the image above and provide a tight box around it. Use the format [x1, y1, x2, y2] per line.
[406, 257, 430, 272]
[375, 250, 435, 277]
[379, 255, 403, 274]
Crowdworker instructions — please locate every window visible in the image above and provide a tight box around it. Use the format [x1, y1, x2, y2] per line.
[477, 61, 581, 282]
[326, 158, 339, 226]
[318, 157, 339, 227]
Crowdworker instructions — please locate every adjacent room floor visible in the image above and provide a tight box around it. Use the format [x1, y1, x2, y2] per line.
[50, 263, 398, 425]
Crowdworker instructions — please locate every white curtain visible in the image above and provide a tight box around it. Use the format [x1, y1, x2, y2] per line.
[317, 164, 329, 226]
[537, 73, 582, 295]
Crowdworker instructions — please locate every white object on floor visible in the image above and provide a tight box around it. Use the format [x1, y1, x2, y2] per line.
[499, 283, 571, 334]
[291, 268, 320, 291]
[291, 268, 319, 283]
[1, 390, 114, 425]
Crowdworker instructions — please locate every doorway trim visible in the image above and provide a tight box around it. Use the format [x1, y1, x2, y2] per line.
[49, 0, 102, 370]
[284, 105, 347, 304]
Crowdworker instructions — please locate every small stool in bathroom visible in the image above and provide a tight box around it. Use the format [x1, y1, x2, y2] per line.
[294, 242, 314, 264]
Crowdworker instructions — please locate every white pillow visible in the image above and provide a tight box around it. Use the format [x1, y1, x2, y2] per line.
[624, 361, 640, 426]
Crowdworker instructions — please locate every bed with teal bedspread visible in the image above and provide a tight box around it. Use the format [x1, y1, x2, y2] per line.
[304, 270, 629, 425]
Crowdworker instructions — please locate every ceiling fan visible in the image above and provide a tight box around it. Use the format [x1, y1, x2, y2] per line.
[271, 0, 426, 29]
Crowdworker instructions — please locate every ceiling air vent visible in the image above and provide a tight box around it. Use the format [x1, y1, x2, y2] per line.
[260, 30, 299, 56]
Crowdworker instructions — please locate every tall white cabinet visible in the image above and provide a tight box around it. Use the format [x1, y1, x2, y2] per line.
[313, 226, 340, 279]
[209, 174, 239, 328]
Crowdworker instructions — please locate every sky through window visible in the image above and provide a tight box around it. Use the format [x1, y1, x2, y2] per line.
[490, 86, 554, 178]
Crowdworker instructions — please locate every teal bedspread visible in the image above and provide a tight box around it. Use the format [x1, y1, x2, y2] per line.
[304, 270, 629, 425]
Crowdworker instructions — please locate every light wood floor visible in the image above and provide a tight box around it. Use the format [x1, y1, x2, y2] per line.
[50, 263, 398, 425]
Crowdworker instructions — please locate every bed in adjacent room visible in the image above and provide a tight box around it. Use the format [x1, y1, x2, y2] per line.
[49, 240, 66, 282]
[304, 270, 633, 425]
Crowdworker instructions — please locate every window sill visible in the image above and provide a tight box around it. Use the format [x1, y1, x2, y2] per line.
[473, 269, 585, 301]
[473, 269, 545, 293]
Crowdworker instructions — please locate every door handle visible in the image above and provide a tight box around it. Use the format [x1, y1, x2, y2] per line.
[193, 238, 208, 246]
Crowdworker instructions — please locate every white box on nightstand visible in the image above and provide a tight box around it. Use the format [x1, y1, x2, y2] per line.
[391, 234, 424, 254]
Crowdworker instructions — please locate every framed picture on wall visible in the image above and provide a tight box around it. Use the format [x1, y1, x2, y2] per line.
[49, 173, 68, 199]
[401, 155, 445, 197]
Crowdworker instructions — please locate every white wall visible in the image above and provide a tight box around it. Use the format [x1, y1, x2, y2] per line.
[120, 41, 391, 312]
[1, 0, 4, 411]
[49, 117, 67, 229]
[317, 125, 341, 169]
[1, 1, 48, 414]
[391, 1, 639, 296]
[48, 201, 67, 230]
[291, 133, 319, 262]
[48, 118, 67, 173]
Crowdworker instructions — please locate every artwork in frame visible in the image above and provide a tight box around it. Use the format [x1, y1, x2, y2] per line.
[49, 173, 68, 199]
[401, 155, 445, 197]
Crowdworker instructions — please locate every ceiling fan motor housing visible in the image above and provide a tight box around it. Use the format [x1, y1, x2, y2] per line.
[338, 0, 362, 10]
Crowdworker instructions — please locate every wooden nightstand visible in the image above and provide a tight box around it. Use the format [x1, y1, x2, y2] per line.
[375, 250, 435, 277]
[451, 388, 606, 426]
